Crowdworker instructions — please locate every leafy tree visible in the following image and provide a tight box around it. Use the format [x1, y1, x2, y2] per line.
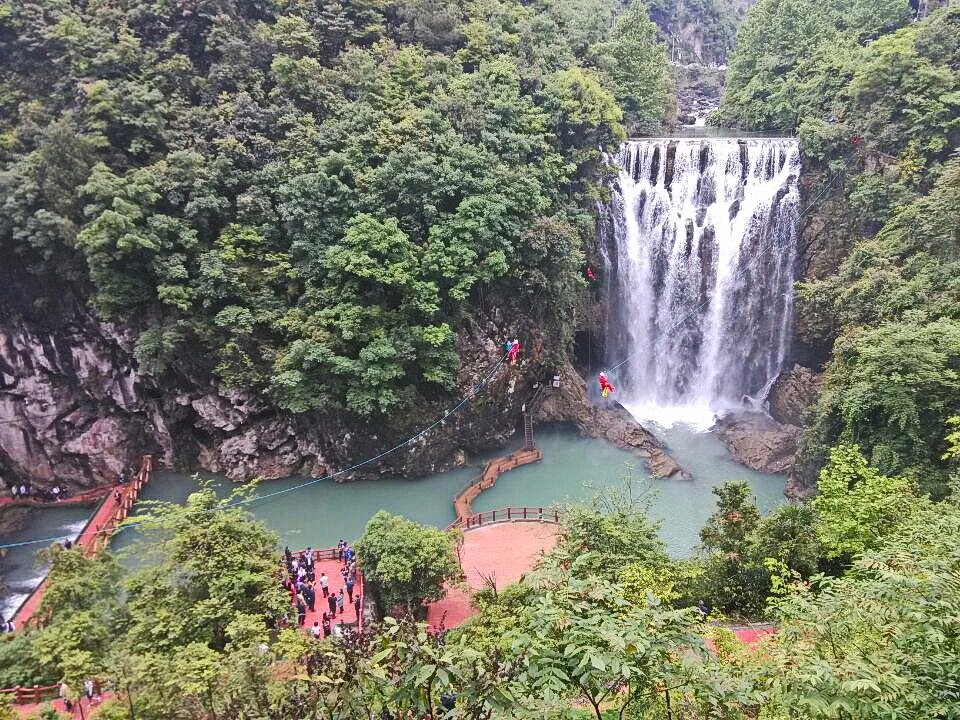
[589, 1, 668, 135]
[513, 567, 739, 720]
[767, 502, 960, 718]
[752, 503, 822, 578]
[812, 444, 917, 560]
[117, 481, 290, 654]
[556, 486, 670, 582]
[696, 481, 770, 616]
[355, 510, 462, 617]
[26, 546, 123, 687]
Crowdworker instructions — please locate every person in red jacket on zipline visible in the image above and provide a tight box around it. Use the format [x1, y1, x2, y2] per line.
[598, 371, 615, 398]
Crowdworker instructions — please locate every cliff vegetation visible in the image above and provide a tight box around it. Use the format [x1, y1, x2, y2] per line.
[719, 0, 960, 497]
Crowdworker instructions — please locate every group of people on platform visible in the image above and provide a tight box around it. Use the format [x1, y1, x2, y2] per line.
[282, 542, 361, 640]
[9, 482, 68, 501]
[0, 617, 14, 632]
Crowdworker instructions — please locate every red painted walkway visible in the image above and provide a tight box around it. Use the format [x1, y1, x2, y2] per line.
[289, 555, 364, 637]
[12, 459, 152, 628]
[426, 522, 560, 629]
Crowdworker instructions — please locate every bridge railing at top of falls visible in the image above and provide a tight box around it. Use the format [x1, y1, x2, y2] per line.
[448, 505, 563, 531]
[627, 128, 797, 141]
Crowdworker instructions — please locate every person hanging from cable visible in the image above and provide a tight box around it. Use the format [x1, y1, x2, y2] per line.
[508, 338, 521, 365]
[598, 371, 615, 398]
[504, 338, 514, 357]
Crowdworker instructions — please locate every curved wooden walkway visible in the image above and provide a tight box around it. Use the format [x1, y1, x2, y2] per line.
[450, 448, 543, 527]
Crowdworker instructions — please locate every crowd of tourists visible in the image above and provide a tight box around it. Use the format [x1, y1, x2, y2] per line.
[8, 482, 69, 501]
[282, 540, 361, 640]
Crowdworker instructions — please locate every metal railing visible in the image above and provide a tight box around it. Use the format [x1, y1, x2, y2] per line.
[449, 506, 563, 531]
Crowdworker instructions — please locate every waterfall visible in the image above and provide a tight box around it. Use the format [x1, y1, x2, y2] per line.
[602, 138, 801, 428]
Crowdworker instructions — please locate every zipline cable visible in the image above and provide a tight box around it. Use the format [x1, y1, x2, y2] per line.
[0, 353, 510, 550]
[3, 287, 753, 551]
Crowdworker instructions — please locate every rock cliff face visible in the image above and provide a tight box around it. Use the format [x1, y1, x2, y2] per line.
[0, 307, 166, 491]
[0, 296, 653, 495]
[713, 412, 801, 475]
[534, 363, 684, 479]
[768, 364, 823, 427]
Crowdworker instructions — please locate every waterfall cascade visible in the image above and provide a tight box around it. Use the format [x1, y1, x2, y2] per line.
[602, 138, 801, 428]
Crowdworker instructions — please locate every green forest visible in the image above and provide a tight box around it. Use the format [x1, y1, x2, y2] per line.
[2, 0, 960, 717]
[2, 463, 959, 718]
[719, 0, 960, 498]
[0, 0, 667, 416]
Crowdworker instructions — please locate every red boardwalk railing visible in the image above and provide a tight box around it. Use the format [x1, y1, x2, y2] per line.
[448, 506, 563, 531]
[11, 455, 154, 630]
[0, 684, 59, 705]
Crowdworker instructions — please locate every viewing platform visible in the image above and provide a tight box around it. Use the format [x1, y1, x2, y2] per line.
[450, 447, 543, 527]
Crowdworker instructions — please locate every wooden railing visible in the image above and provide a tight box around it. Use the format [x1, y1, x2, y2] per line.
[0, 683, 59, 705]
[452, 448, 543, 523]
[448, 506, 563, 531]
[90, 455, 153, 553]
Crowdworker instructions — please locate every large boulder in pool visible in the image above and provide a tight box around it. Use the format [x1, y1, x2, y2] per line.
[713, 412, 800, 475]
[534, 363, 685, 479]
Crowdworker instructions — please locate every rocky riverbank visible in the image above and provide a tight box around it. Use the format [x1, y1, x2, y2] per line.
[711, 364, 823, 486]
[0, 294, 637, 495]
[535, 363, 684, 479]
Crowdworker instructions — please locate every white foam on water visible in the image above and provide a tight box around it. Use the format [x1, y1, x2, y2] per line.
[621, 400, 717, 432]
[0, 594, 28, 620]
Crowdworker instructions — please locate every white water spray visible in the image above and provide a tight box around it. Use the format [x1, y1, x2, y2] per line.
[604, 138, 801, 428]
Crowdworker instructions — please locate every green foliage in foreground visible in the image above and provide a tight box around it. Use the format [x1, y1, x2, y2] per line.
[355, 510, 462, 617]
[0, 0, 669, 418]
[766, 502, 960, 718]
[813, 444, 917, 559]
[3, 469, 960, 719]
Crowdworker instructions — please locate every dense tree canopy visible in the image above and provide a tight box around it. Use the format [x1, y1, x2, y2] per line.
[720, 0, 960, 495]
[0, 0, 669, 419]
[355, 510, 462, 615]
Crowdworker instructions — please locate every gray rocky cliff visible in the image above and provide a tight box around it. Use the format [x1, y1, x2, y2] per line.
[711, 366, 822, 479]
[0, 299, 560, 494]
[0, 307, 167, 491]
[534, 363, 684, 479]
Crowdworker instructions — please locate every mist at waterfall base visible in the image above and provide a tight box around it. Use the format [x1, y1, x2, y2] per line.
[602, 138, 801, 431]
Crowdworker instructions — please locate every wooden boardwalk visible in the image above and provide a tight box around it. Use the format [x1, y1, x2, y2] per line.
[451, 448, 543, 527]
[11, 456, 153, 629]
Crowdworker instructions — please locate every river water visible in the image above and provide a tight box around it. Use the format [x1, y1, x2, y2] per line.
[1, 422, 785, 618]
